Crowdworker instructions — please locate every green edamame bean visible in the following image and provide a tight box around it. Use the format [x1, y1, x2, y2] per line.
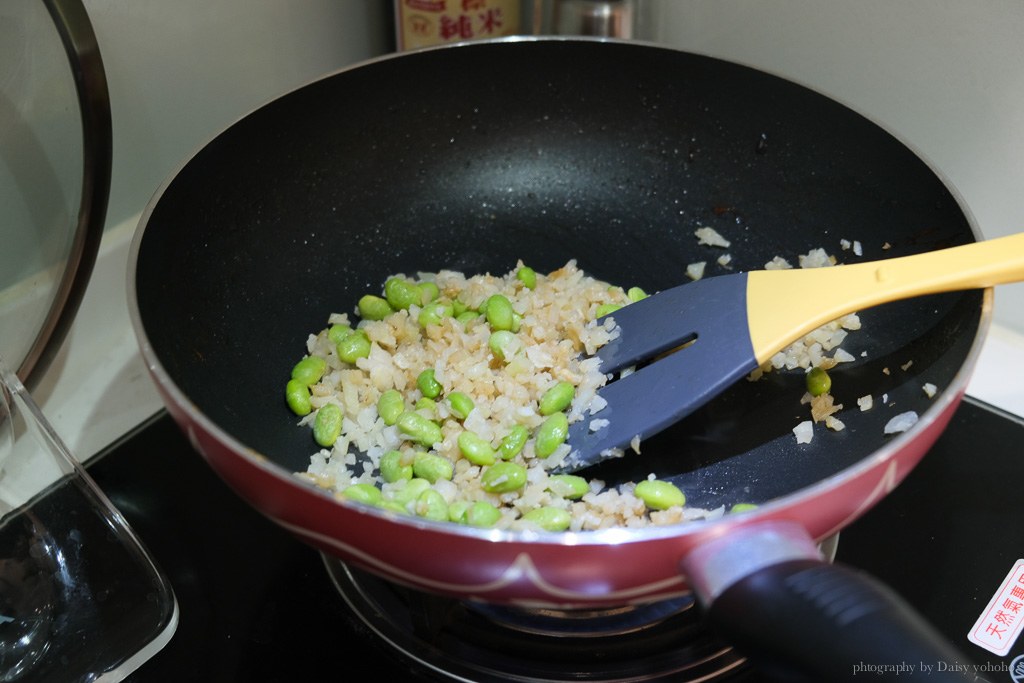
[377, 500, 410, 515]
[484, 294, 515, 331]
[415, 489, 448, 522]
[516, 266, 537, 290]
[341, 483, 382, 506]
[521, 507, 571, 531]
[627, 286, 648, 302]
[313, 403, 343, 447]
[396, 411, 443, 447]
[634, 479, 686, 510]
[336, 330, 371, 364]
[447, 391, 474, 420]
[595, 303, 622, 318]
[391, 477, 431, 506]
[534, 412, 569, 457]
[327, 324, 352, 345]
[418, 301, 453, 327]
[481, 461, 527, 493]
[291, 356, 327, 386]
[414, 397, 437, 414]
[379, 450, 412, 483]
[448, 500, 470, 524]
[418, 281, 440, 305]
[377, 389, 404, 426]
[417, 368, 442, 398]
[498, 424, 529, 460]
[285, 379, 312, 416]
[457, 430, 496, 466]
[488, 330, 520, 361]
[466, 501, 502, 527]
[806, 366, 831, 397]
[412, 452, 454, 483]
[539, 381, 575, 416]
[384, 277, 420, 310]
[455, 310, 479, 327]
[546, 474, 589, 499]
[451, 299, 469, 317]
[358, 294, 393, 321]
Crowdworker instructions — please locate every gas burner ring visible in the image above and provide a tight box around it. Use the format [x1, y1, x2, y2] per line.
[323, 557, 750, 682]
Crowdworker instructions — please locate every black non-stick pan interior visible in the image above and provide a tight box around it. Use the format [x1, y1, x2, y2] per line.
[134, 40, 980, 511]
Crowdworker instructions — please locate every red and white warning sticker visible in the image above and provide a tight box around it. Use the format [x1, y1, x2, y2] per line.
[969, 559, 1024, 656]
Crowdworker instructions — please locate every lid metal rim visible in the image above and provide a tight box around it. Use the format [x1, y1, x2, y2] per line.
[19, 0, 112, 390]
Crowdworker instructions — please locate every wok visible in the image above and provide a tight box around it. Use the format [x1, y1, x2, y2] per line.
[129, 39, 987, 680]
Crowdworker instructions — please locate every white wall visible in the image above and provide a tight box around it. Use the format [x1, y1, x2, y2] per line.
[644, 0, 1024, 335]
[83, 0, 392, 228]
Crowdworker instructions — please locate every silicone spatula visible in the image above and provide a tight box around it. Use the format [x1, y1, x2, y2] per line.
[558, 231, 1024, 472]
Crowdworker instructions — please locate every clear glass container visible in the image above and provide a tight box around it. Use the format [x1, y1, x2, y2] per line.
[0, 356, 177, 682]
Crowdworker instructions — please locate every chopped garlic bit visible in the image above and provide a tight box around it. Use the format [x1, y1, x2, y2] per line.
[686, 261, 706, 281]
[798, 248, 835, 269]
[801, 392, 843, 423]
[857, 394, 873, 411]
[764, 256, 792, 270]
[695, 226, 731, 248]
[922, 382, 937, 398]
[824, 415, 845, 431]
[793, 420, 814, 444]
[766, 313, 860, 372]
[839, 239, 864, 256]
[901, 360, 914, 371]
[832, 348, 856, 363]
[884, 411, 919, 434]
[717, 253, 732, 267]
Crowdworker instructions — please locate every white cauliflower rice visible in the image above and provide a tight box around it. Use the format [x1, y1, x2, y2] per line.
[292, 261, 707, 531]
[287, 239, 936, 530]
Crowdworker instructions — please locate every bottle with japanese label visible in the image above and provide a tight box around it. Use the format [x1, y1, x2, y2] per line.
[394, 0, 523, 51]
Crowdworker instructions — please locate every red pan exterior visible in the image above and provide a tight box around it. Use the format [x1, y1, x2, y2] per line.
[154, 372, 969, 607]
[130, 39, 988, 609]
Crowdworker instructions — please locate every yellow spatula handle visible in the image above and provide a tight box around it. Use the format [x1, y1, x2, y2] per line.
[746, 231, 1024, 365]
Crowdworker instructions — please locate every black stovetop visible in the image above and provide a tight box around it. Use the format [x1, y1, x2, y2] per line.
[89, 397, 1024, 682]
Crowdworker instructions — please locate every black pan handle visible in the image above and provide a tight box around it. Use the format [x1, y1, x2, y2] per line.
[681, 521, 976, 682]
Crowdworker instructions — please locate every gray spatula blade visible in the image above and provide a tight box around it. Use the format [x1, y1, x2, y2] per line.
[558, 273, 760, 473]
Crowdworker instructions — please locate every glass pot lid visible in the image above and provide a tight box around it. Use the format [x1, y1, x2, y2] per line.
[0, 0, 110, 389]
[0, 3, 177, 681]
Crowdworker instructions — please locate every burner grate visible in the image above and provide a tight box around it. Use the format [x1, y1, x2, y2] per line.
[324, 558, 749, 683]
